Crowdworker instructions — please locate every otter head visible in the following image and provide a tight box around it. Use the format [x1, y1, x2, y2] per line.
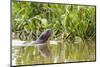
[45, 29, 53, 38]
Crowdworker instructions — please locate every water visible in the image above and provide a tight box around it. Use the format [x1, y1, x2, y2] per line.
[12, 40, 96, 66]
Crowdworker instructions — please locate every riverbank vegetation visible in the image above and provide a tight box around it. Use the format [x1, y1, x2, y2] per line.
[12, 0, 96, 66]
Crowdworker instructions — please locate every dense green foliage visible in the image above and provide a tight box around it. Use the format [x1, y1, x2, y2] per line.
[12, 0, 96, 41]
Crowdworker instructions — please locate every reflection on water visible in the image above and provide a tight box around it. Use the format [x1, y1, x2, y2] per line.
[12, 40, 96, 66]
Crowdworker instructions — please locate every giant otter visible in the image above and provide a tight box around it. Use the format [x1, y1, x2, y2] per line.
[34, 29, 53, 44]
[34, 29, 53, 57]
